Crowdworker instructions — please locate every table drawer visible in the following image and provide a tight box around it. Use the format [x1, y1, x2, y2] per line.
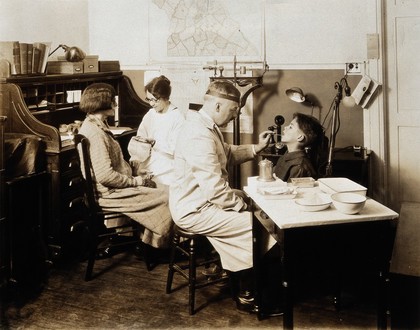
[254, 209, 282, 243]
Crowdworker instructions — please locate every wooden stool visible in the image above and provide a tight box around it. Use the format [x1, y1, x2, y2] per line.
[166, 225, 227, 315]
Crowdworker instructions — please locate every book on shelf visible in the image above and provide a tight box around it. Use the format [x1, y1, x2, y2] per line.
[19, 42, 29, 74]
[32, 47, 41, 74]
[0, 41, 19, 75]
[34, 42, 51, 74]
[27, 43, 33, 74]
[0, 41, 51, 76]
[13, 41, 21, 74]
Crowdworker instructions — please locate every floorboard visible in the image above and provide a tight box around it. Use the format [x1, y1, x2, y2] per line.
[0, 251, 380, 329]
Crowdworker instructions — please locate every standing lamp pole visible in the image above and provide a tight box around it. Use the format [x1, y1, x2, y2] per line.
[325, 81, 343, 177]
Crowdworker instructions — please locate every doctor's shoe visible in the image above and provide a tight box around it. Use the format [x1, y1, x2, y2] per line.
[235, 290, 259, 314]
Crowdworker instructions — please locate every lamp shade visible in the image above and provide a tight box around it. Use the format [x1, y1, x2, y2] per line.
[286, 87, 306, 103]
[342, 95, 356, 108]
[62, 45, 86, 62]
[342, 81, 356, 108]
[49, 44, 86, 62]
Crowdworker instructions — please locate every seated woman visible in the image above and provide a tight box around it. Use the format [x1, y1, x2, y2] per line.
[77, 83, 173, 249]
[128, 75, 185, 186]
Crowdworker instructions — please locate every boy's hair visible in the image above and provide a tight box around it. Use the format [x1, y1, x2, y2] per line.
[145, 75, 172, 101]
[293, 112, 324, 148]
[79, 83, 116, 114]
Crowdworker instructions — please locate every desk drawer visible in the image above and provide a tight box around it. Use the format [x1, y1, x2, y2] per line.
[61, 195, 86, 217]
[61, 172, 84, 195]
[60, 149, 80, 174]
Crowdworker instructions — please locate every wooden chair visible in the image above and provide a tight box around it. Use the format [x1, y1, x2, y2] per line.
[166, 224, 227, 315]
[73, 134, 153, 281]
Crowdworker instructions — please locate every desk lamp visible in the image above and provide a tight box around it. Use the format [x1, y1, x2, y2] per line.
[286, 87, 316, 111]
[49, 44, 86, 62]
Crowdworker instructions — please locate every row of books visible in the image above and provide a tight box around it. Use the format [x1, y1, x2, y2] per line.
[0, 41, 51, 75]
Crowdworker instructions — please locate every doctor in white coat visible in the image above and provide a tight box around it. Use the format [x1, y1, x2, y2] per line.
[169, 80, 272, 313]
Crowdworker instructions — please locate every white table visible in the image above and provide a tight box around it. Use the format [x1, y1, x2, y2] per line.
[244, 183, 399, 330]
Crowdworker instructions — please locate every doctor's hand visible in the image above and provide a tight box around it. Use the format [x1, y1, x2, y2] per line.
[254, 130, 274, 154]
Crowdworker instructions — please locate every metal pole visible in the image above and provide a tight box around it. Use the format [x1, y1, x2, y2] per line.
[325, 82, 342, 177]
[325, 103, 338, 177]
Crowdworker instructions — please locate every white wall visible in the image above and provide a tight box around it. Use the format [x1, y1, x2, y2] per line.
[88, 0, 149, 65]
[88, 0, 377, 69]
[0, 0, 378, 72]
[265, 0, 376, 66]
[0, 0, 90, 59]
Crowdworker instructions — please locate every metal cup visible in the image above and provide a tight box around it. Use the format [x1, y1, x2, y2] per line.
[258, 159, 274, 182]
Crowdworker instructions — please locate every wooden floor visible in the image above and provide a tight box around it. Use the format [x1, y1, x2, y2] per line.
[0, 250, 381, 330]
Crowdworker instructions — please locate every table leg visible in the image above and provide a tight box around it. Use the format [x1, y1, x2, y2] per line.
[252, 209, 294, 329]
[252, 213, 264, 320]
[331, 227, 343, 311]
[377, 270, 389, 330]
[376, 221, 395, 330]
[280, 229, 293, 330]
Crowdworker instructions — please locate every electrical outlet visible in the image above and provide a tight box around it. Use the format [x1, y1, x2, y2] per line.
[346, 62, 362, 75]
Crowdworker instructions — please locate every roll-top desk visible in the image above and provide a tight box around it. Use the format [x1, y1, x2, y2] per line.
[0, 71, 149, 260]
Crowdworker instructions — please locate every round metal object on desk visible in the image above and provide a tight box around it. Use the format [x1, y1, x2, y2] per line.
[258, 159, 275, 182]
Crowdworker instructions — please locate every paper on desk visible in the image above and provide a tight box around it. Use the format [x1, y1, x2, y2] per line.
[247, 176, 287, 189]
[258, 186, 294, 195]
[109, 127, 132, 135]
[248, 176, 296, 199]
[60, 135, 73, 141]
[60, 134, 74, 147]
[257, 186, 297, 199]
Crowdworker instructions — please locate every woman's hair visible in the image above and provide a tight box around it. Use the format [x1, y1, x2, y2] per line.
[79, 83, 116, 114]
[144, 75, 172, 100]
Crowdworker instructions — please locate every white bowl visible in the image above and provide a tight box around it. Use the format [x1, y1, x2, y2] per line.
[295, 193, 332, 212]
[331, 192, 367, 214]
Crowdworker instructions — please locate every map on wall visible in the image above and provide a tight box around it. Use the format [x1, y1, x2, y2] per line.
[149, 0, 263, 62]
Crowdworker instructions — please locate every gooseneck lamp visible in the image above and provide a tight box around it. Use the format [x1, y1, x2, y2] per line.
[286, 87, 307, 103]
[286, 87, 317, 115]
[324, 77, 355, 177]
[49, 44, 86, 62]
